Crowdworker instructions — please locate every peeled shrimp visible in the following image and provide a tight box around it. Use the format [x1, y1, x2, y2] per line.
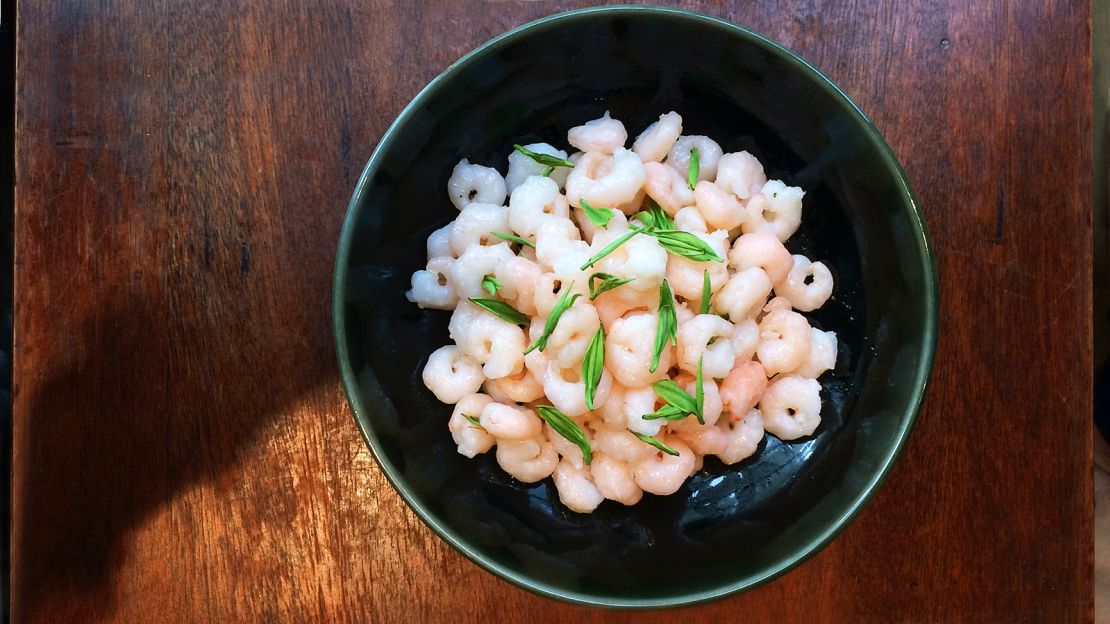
[718, 359, 768, 420]
[506, 142, 571, 192]
[678, 424, 728, 456]
[543, 362, 613, 417]
[605, 312, 672, 388]
[666, 135, 723, 183]
[486, 366, 546, 403]
[481, 377, 512, 404]
[693, 180, 747, 231]
[622, 385, 665, 437]
[743, 180, 804, 242]
[675, 314, 735, 378]
[478, 403, 541, 440]
[729, 318, 760, 362]
[414, 111, 839, 513]
[715, 151, 766, 200]
[494, 255, 543, 316]
[567, 111, 628, 154]
[448, 242, 516, 299]
[448, 301, 527, 379]
[728, 231, 793, 284]
[533, 217, 587, 275]
[422, 345, 485, 404]
[674, 206, 709, 233]
[545, 420, 592, 469]
[448, 159, 507, 210]
[592, 427, 655, 463]
[775, 254, 834, 311]
[632, 111, 683, 163]
[449, 202, 510, 256]
[796, 328, 837, 378]
[508, 175, 570, 237]
[406, 256, 458, 310]
[632, 435, 696, 495]
[546, 301, 602, 368]
[427, 224, 454, 259]
[448, 394, 495, 458]
[552, 459, 605, 513]
[670, 374, 723, 432]
[575, 203, 630, 244]
[593, 286, 657, 329]
[496, 436, 559, 483]
[593, 229, 668, 293]
[591, 452, 643, 505]
[565, 148, 646, 209]
[643, 161, 694, 215]
[761, 295, 793, 317]
[664, 230, 729, 301]
[760, 375, 822, 439]
[596, 383, 628, 430]
[714, 267, 773, 322]
[522, 324, 549, 381]
[716, 408, 765, 464]
[756, 308, 812, 376]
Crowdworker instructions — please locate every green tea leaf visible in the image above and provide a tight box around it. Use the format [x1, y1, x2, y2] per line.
[579, 227, 646, 270]
[524, 285, 581, 354]
[650, 230, 724, 262]
[632, 432, 680, 456]
[650, 280, 677, 372]
[514, 144, 575, 169]
[582, 327, 605, 410]
[492, 231, 535, 248]
[536, 405, 592, 465]
[641, 404, 689, 421]
[468, 297, 528, 326]
[580, 199, 614, 228]
[632, 198, 674, 231]
[688, 147, 700, 190]
[700, 269, 712, 314]
[695, 356, 705, 424]
[652, 379, 698, 416]
[540, 165, 555, 177]
[481, 275, 500, 296]
[463, 414, 483, 428]
[649, 199, 674, 230]
[588, 272, 634, 300]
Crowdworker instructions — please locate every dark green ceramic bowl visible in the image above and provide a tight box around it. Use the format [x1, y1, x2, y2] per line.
[333, 6, 937, 608]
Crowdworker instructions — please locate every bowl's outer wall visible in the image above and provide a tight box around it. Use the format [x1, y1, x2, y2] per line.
[334, 7, 935, 608]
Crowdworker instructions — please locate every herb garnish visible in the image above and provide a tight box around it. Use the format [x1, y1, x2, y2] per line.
[688, 147, 700, 190]
[650, 280, 678, 372]
[588, 272, 634, 300]
[580, 199, 614, 228]
[633, 432, 679, 456]
[582, 327, 605, 410]
[481, 275, 500, 296]
[536, 405, 592, 464]
[524, 284, 580, 354]
[468, 297, 528, 326]
[513, 144, 575, 170]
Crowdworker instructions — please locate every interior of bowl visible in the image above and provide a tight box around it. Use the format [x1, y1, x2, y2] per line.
[333, 6, 936, 608]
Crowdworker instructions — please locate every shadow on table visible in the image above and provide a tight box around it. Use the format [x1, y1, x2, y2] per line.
[12, 296, 333, 622]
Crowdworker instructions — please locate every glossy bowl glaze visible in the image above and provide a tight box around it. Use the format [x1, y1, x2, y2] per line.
[333, 6, 937, 608]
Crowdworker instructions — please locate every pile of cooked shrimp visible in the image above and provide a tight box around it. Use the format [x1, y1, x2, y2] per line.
[407, 111, 836, 513]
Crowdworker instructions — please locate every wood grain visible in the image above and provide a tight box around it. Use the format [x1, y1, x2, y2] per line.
[12, 0, 1092, 621]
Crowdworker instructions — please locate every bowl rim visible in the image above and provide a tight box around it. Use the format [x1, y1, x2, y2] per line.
[332, 4, 939, 609]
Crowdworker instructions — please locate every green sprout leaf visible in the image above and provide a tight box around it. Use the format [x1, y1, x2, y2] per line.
[468, 297, 528, 326]
[536, 405, 592, 465]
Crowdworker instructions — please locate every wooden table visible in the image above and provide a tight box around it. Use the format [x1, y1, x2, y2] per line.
[12, 1, 1093, 621]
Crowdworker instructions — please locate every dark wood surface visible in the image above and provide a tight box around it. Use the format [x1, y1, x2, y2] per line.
[12, 1, 1093, 622]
